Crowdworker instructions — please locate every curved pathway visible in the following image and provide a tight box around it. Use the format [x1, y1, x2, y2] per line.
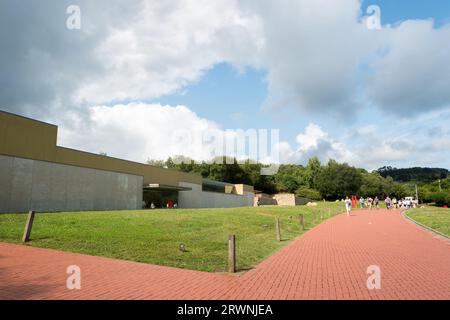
[1, 209, 449, 300]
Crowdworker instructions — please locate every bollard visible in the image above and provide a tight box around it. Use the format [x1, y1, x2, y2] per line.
[22, 211, 36, 242]
[228, 235, 236, 273]
[299, 214, 305, 231]
[276, 218, 281, 241]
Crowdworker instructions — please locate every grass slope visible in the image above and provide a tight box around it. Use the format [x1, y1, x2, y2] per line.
[406, 207, 450, 237]
[0, 202, 346, 272]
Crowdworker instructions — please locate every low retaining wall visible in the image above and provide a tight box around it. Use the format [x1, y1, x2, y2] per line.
[178, 182, 254, 208]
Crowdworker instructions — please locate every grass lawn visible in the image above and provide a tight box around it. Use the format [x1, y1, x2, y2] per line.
[406, 206, 450, 237]
[0, 202, 347, 272]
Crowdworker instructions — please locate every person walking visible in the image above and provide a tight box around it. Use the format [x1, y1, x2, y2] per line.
[385, 196, 391, 210]
[345, 196, 352, 217]
[374, 196, 380, 209]
[359, 196, 365, 208]
[367, 197, 373, 210]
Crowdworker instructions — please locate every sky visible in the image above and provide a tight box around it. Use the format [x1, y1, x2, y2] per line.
[1, 0, 449, 171]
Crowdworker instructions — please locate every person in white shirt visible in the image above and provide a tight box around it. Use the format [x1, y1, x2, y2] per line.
[345, 196, 352, 216]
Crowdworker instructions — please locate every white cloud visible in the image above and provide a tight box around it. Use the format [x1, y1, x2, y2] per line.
[73, 0, 263, 104]
[2, 0, 450, 118]
[367, 20, 450, 115]
[56, 103, 450, 170]
[244, 0, 375, 115]
[0, 0, 263, 118]
[59, 103, 282, 165]
[278, 123, 356, 165]
[1, 0, 450, 170]
[59, 103, 221, 162]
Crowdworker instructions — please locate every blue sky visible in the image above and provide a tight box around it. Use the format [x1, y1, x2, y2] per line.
[1, 0, 450, 170]
[362, 0, 450, 27]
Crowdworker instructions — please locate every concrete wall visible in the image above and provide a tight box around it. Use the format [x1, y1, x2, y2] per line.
[0, 155, 143, 213]
[0, 111, 202, 186]
[178, 182, 254, 208]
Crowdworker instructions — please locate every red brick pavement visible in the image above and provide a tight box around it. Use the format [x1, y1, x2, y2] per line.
[1, 209, 449, 300]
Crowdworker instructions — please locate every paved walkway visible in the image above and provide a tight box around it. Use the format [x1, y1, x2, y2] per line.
[1, 209, 449, 300]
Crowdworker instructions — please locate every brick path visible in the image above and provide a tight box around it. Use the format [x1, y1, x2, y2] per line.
[1, 209, 449, 300]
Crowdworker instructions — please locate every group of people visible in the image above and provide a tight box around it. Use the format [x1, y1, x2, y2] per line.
[143, 199, 178, 209]
[384, 197, 418, 210]
[344, 195, 418, 216]
[358, 196, 380, 209]
[345, 196, 380, 216]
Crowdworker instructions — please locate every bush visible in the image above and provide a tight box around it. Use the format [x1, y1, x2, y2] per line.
[295, 187, 322, 200]
[429, 192, 449, 206]
[445, 193, 450, 207]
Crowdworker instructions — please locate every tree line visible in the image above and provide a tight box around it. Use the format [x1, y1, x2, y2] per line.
[146, 156, 448, 202]
[376, 166, 448, 183]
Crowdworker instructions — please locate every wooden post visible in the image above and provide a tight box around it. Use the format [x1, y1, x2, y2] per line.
[228, 235, 236, 273]
[22, 211, 36, 243]
[276, 218, 281, 241]
[320, 210, 323, 220]
[299, 214, 305, 230]
[328, 208, 331, 218]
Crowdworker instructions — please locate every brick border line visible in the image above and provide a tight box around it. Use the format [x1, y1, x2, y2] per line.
[401, 209, 450, 242]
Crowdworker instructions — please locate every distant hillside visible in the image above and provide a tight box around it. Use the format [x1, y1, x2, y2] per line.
[376, 166, 449, 183]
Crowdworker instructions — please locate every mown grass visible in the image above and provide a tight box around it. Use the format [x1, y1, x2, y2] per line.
[0, 202, 346, 272]
[406, 206, 450, 237]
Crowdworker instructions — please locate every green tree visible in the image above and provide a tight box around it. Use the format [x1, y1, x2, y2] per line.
[429, 192, 449, 206]
[295, 187, 321, 200]
[274, 164, 306, 193]
[360, 172, 386, 197]
[147, 159, 165, 167]
[315, 160, 362, 200]
[390, 182, 408, 199]
[304, 157, 322, 189]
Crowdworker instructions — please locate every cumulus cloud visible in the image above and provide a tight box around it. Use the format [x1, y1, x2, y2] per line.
[3, 0, 450, 119]
[276, 123, 356, 165]
[74, 0, 263, 104]
[0, 0, 262, 119]
[59, 103, 282, 165]
[2, 0, 450, 119]
[53, 103, 450, 170]
[1, 0, 450, 169]
[367, 20, 450, 115]
[59, 103, 220, 162]
[244, 0, 375, 115]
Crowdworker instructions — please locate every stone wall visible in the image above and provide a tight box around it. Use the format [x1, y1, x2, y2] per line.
[259, 193, 310, 207]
